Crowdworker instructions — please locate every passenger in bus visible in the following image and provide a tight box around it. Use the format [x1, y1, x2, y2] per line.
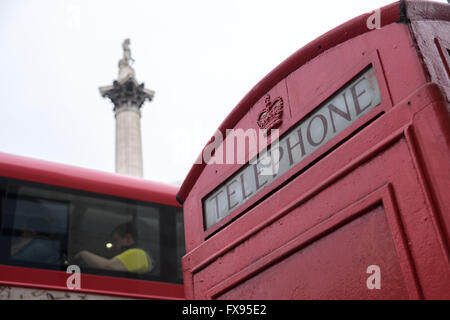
[11, 216, 60, 265]
[72, 222, 153, 274]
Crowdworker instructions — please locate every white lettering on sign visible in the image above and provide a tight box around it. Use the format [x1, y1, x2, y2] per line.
[203, 67, 381, 229]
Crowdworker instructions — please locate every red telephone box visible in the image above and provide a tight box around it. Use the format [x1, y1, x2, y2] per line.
[177, 0, 450, 299]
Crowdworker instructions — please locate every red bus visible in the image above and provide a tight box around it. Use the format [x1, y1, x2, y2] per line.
[0, 152, 185, 299]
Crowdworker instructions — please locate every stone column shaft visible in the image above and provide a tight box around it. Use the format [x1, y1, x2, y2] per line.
[115, 106, 143, 177]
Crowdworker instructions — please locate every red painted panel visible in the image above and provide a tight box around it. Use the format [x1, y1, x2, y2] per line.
[217, 205, 408, 300]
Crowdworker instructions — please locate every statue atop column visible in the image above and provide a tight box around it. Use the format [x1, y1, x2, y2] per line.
[100, 38, 154, 112]
[120, 38, 134, 66]
[118, 38, 136, 81]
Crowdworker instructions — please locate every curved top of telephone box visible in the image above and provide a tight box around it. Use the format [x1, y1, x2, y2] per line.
[177, 0, 450, 204]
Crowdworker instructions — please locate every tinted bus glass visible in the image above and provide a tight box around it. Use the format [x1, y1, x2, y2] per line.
[0, 177, 185, 284]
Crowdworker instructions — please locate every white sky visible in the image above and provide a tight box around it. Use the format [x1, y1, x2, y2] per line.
[0, 0, 443, 185]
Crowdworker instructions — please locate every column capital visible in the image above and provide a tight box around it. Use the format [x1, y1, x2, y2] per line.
[99, 76, 154, 112]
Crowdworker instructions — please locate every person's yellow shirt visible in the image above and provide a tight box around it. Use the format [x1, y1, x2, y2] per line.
[115, 248, 151, 273]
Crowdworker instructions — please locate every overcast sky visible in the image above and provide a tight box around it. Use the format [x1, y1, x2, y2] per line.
[1, 0, 442, 185]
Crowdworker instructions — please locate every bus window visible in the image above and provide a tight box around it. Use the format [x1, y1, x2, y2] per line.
[0, 181, 69, 269]
[0, 177, 185, 284]
[9, 198, 68, 266]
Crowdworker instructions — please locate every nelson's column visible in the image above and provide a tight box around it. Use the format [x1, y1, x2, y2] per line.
[99, 39, 154, 178]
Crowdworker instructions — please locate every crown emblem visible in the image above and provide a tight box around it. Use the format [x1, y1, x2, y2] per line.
[257, 94, 284, 133]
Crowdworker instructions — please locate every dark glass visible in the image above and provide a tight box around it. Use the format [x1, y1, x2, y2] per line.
[0, 177, 185, 284]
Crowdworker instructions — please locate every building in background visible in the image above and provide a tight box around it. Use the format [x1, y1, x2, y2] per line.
[99, 39, 154, 178]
